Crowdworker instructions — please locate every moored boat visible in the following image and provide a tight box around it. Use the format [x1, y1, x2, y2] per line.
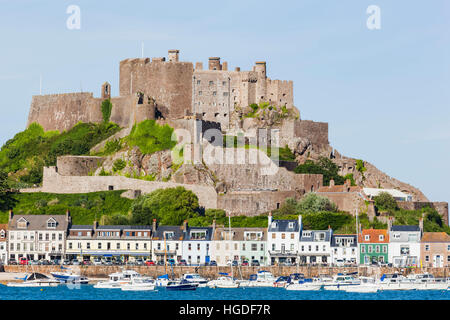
[166, 279, 198, 291]
[94, 270, 142, 289]
[121, 278, 156, 291]
[323, 273, 360, 291]
[6, 272, 60, 287]
[343, 277, 379, 293]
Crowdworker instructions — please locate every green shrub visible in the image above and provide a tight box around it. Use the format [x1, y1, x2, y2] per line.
[127, 120, 176, 155]
[294, 157, 345, 186]
[101, 99, 113, 123]
[373, 192, 398, 211]
[112, 159, 126, 172]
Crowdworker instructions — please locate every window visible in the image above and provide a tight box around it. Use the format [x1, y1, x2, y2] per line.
[361, 246, 365, 253]
[425, 256, 429, 262]
[135, 243, 139, 250]
[98, 243, 102, 249]
[448, 255, 450, 262]
[197, 243, 201, 250]
[223, 92, 228, 96]
[382, 246, 387, 253]
[69, 243, 72, 249]
[251, 244, 257, 251]
[368, 246, 373, 253]
[400, 246, 410, 255]
[212, 91, 217, 96]
[288, 222, 294, 229]
[52, 234, 56, 240]
[281, 233, 285, 239]
[59, 234, 62, 241]
[157, 243, 161, 250]
[87, 242, 90, 249]
[425, 245, 430, 251]
[364, 235, 370, 241]
[117, 243, 120, 249]
[308, 245, 311, 252]
[271, 233, 275, 239]
[290, 234, 294, 239]
[272, 244, 275, 251]
[290, 244, 294, 251]
[209, 81, 214, 85]
[301, 246, 304, 252]
[197, 80, 201, 85]
[198, 91, 202, 95]
[379, 235, 384, 241]
[375, 246, 380, 253]
[127, 243, 130, 250]
[45, 234, 49, 241]
[242, 243, 246, 251]
[176, 243, 179, 250]
[260, 244, 264, 251]
[315, 245, 319, 252]
[188, 244, 192, 251]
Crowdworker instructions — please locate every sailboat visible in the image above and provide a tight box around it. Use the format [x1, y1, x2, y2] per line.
[209, 214, 239, 289]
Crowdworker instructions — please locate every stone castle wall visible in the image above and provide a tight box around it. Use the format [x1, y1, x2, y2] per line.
[56, 156, 105, 176]
[397, 201, 449, 226]
[38, 166, 217, 209]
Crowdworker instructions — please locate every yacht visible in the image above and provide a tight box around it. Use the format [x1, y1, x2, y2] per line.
[6, 273, 60, 287]
[182, 273, 209, 287]
[121, 278, 156, 291]
[407, 273, 448, 290]
[94, 270, 142, 289]
[273, 276, 290, 288]
[166, 279, 198, 291]
[343, 277, 379, 293]
[378, 273, 416, 291]
[209, 276, 240, 289]
[323, 273, 360, 291]
[50, 271, 89, 284]
[247, 271, 277, 287]
[285, 278, 322, 291]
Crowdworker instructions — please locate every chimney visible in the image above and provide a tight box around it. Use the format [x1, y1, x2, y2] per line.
[329, 179, 335, 187]
[388, 217, 393, 231]
[419, 218, 423, 235]
[298, 215, 302, 230]
[212, 219, 216, 230]
[8, 210, 13, 222]
[152, 219, 157, 234]
[183, 220, 188, 231]
[222, 61, 228, 71]
[93, 221, 98, 230]
[235, 67, 240, 72]
[268, 212, 273, 227]
[65, 209, 71, 224]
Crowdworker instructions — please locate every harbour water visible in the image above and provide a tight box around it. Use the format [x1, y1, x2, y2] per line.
[0, 285, 448, 300]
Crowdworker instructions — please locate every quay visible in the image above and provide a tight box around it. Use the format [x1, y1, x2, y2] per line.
[1, 266, 449, 280]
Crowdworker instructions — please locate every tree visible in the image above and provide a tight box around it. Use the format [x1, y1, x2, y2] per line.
[297, 193, 337, 213]
[373, 192, 397, 211]
[0, 170, 17, 211]
[130, 187, 200, 225]
[294, 157, 345, 186]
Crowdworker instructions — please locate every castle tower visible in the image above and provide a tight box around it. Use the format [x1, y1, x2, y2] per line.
[168, 49, 180, 62]
[254, 61, 267, 78]
[208, 57, 222, 70]
[101, 82, 111, 100]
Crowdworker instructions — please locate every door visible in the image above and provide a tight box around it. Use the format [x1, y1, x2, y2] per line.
[434, 255, 441, 268]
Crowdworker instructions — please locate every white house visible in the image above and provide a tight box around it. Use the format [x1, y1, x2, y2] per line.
[388, 219, 423, 267]
[0, 224, 7, 264]
[330, 234, 358, 265]
[8, 211, 70, 261]
[181, 222, 213, 266]
[151, 221, 184, 263]
[267, 213, 301, 265]
[298, 228, 333, 265]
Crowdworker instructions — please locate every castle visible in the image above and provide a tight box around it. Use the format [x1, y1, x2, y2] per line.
[24, 50, 448, 223]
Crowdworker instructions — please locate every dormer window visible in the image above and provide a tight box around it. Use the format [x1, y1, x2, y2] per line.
[379, 235, 384, 241]
[364, 235, 370, 241]
[393, 233, 400, 239]
[0, 230, 5, 239]
[302, 231, 311, 237]
[271, 222, 277, 228]
[17, 217, 28, 229]
[314, 232, 325, 241]
[47, 218, 57, 229]
[164, 232, 175, 240]
[288, 222, 294, 229]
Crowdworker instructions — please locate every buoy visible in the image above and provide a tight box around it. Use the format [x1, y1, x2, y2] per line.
[40, 289, 44, 292]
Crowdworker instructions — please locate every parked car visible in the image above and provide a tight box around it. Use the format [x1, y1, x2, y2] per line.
[102, 258, 112, 266]
[335, 259, 345, 267]
[251, 260, 260, 267]
[156, 260, 165, 266]
[62, 259, 71, 265]
[51, 259, 61, 265]
[93, 258, 102, 266]
[71, 259, 80, 266]
[29, 260, 40, 265]
[241, 260, 249, 266]
[19, 257, 29, 265]
[8, 259, 17, 265]
[145, 260, 155, 266]
[178, 259, 187, 266]
[209, 260, 217, 266]
[167, 259, 175, 265]
[135, 259, 145, 266]
[82, 259, 92, 266]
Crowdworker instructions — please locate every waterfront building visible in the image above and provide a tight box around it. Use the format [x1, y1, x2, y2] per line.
[0, 224, 7, 264]
[267, 213, 301, 265]
[298, 227, 333, 265]
[420, 232, 450, 267]
[66, 222, 152, 262]
[151, 220, 184, 263]
[358, 228, 389, 265]
[181, 221, 213, 266]
[8, 211, 70, 261]
[388, 218, 422, 267]
[211, 226, 267, 266]
[330, 234, 357, 265]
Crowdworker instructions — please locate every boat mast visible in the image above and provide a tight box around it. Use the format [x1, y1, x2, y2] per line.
[228, 213, 233, 279]
[164, 233, 167, 276]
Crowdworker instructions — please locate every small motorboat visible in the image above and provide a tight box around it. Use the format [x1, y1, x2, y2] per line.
[273, 276, 290, 288]
[121, 278, 156, 291]
[343, 277, 379, 293]
[285, 278, 322, 291]
[378, 273, 416, 291]
[182, 273, 209, 287]
[51, 271, 89, 284]
[208, 276, 240, 289]
[407, 273, 448, 291]
[166, 279, 198, 291]
[323, 273, 360, 291]
[156, 274, 173, 287]
[94, 270, 142, 289]
[247, 271, 277, 287]
[6, 273, 60, 287]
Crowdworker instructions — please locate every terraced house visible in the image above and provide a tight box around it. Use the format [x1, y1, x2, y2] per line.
[267, 213, 302, 265]
[358, 228, 389, 265]
[298, 227, 333, 265]
[181, 221, 213, 266]
[330, 234, 357, 265]
[0, 224, 8, 264]
[211, 226, 267, 266]
[8, 211, 70, 261]
[151, 220, 184, 263]
[420, 232, 450, 268]
[66, 222, 152, 262]
[388, 218, 423, 267]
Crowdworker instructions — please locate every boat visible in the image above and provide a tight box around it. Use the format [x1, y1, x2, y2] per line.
[247, 271, 277, 287]
[323, 273, 360, 291]
[343, 277, 379, 293]
[156, 274, 173, 287]
[51, 267, 89, 284]
[94, 270, 142, 289]
[407, 273, 448, 290]
[285, 278, 322, 291]
[6, 272, 60, 287]
[166, 279, 198, 291]
[208, 275, 240, 288]
[121, 278, 156, 291]
[273, 276, 290, 288]
[182, 273, 209, 287]
[378, 273, 416, 291]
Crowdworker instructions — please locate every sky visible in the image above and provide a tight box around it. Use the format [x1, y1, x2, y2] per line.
[0, 0, 449, 204]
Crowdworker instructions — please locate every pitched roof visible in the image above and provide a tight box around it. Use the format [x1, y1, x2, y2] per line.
[185, 226, 213, 241]
[358, 229, 389, 243]
[391, 225, 420, 232]
[152, 225, 185, 241]
[299, 229, 332, 242]
[421, 232, 450, 242]
[317, 185, 362, 193]
[268, 219, 299, 232]
[213, 227, 267, 241]
[9, 215, 70, 231]
[331, 234, 357, 247]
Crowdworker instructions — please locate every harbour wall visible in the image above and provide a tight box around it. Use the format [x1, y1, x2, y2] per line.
[3, 266, 449, 279]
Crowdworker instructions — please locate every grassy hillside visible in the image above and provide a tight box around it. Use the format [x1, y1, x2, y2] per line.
[0, 191, 132, 224]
